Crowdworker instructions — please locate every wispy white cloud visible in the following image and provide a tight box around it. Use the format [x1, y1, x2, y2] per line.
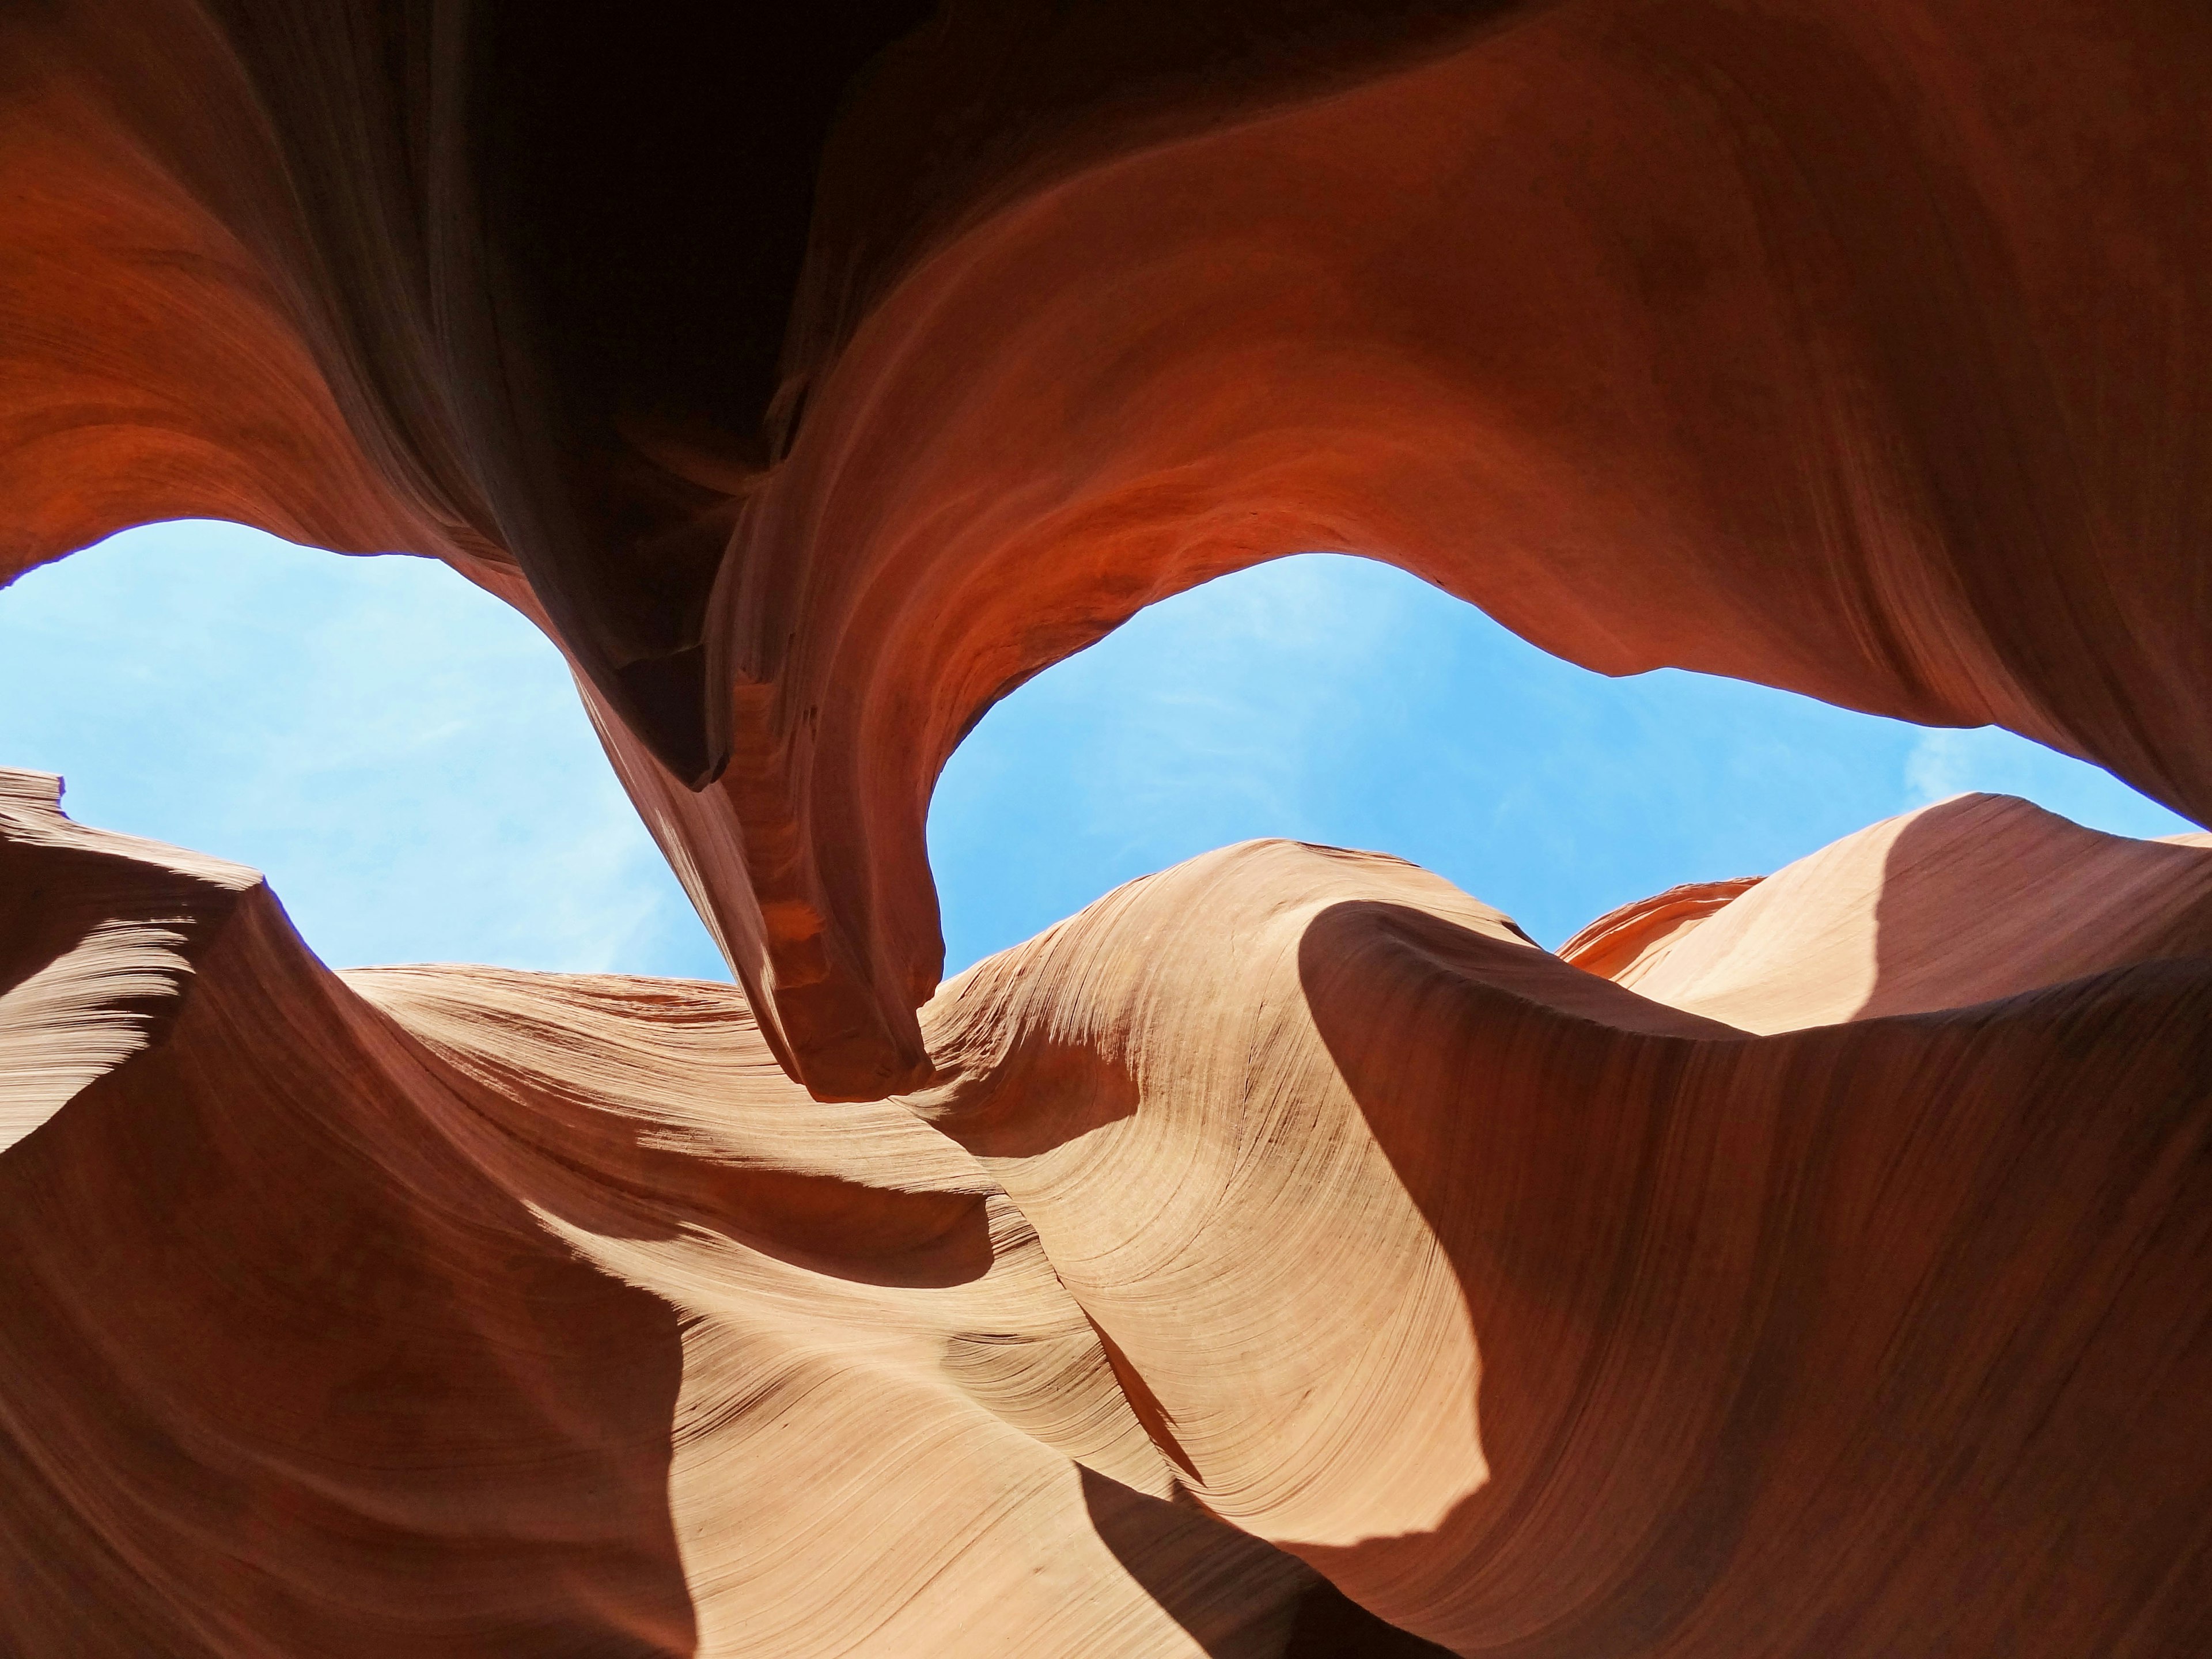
[1903, 728, 1976, 805]
[1899, 722, 2188, 840]
[932, 555, 2198, 966]
[0, 522, 726, 979]
[6, 529, 2192, 987]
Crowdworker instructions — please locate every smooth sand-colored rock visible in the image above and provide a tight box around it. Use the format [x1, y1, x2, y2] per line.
[0, 770, 259, 1152]
[0, 774, 1334, 1657]
[915, 838, 2212, 1650]
[5, 778, 2211, 1653]
[5, 0, 2210, 1093]
[1557, 876, 1766, 986]
[5, 4, 2212, 1652]
[1585, 793, 2212, 1031]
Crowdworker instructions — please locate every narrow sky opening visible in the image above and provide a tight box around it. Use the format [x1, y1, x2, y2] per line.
[1, 524, 2192, 980]
[0, 520, 727, 979]
[928, 552, 2195, 971]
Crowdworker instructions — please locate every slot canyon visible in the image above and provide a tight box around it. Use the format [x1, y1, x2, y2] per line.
[2, 2, 2210, 1653]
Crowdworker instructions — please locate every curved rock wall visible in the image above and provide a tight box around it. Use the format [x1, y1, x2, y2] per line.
[4, 0, 2207, 1093]
[5, 778, 2210, 1653]
[3, 2, 2210, 1652]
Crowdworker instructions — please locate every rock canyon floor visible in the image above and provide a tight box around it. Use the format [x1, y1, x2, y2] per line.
[5, 770, 2209, 1654]
[5, 2, 2211, 1654]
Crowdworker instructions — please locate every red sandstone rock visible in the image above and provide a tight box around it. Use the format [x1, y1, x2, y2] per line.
[0, 772, 1328, 1657]
[3, 4, 2210, 1652]
[918, 837, 2212, 1650]
[4, 780, 2210, 1653]
[1557, 874, 1766, 984]
[1575, 793, 2212, 1029]
[5, 1, 2210, 1092]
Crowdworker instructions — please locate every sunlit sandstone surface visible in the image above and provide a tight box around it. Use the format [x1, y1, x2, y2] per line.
[3, 2, 2211, 1653]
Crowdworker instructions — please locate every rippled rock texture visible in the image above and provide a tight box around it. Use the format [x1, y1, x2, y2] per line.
[4, 3, 2211, 1654]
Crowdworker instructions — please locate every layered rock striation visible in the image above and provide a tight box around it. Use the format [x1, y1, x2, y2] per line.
[4, 775, 2210, 1653]
[5, 0, 2210, 1094]
[3, 2, 2211, 1653]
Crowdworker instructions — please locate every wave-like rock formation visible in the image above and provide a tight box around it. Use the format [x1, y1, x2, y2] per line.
[1567, 793, 2212, 1029]
[3, 774, 2210, 1653]
[5, 2, 2212, 1653]
[6, 0, 2211, 1094]
[0, 771, 1339, 1656]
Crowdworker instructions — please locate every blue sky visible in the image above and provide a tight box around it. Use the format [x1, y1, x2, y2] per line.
[0, 521, 726, 979]
[1, 521, 2193, 978]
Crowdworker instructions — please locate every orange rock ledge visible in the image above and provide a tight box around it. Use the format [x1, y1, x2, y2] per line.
[3, 2, 2210, 1651]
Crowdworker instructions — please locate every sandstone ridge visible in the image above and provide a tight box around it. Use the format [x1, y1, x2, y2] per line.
[3, 777, 2209, 1653]
[5, 0, 2209, 1094]
[3, 3, 2210, 1650]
